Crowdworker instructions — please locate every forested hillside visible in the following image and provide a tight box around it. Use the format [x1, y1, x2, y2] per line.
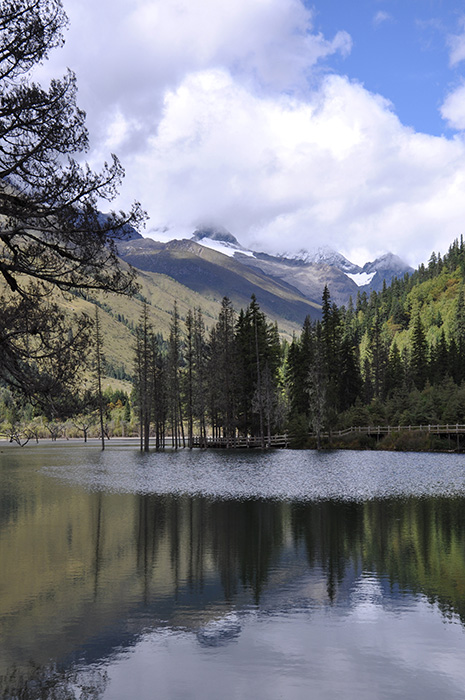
[285, 237, 465, 446]
[3, 237, 465, 450]
[129, 237, 465, 451]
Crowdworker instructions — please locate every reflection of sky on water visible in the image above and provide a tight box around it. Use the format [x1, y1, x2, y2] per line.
[98, 596, 465, 700]
[197, 611, 241, 647]
[350, 574, 385, 622]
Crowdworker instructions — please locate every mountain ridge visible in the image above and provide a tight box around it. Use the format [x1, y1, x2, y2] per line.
[117, 237, 321, 326]
[167, 226, 414, 303]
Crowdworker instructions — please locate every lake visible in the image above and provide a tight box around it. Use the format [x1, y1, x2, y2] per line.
[1, 443, 465, 699]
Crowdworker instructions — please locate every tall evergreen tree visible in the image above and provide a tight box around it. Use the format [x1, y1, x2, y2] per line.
[320, 287, 343, 421]
[338, 335, 361, 411]
[184, 309, 195, 448]
[410, 315, 428, 390]
[94, 306, 106, 451]
[151, 332, 166, 449]
[0, 0, 144, 398]
[193, 307, 208, 446]
[306, 322, 327, 449]
[454, 286, 465, 384]
[133, 303, 153, 451]
[214, 297, 237, 442]
[429, 330, 449, 385]
[168, 301, 183, 448]
[369, 313, 387, 399]
[383, 340, 404, 398]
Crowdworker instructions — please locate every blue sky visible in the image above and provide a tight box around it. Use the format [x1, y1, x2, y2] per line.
[34, 0, 465, 266]
[316, 0, 465, 136]
[314, 0, 462, 136]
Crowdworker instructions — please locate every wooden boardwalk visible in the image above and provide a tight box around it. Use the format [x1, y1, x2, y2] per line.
[189, 423, 465, 449]
[332, 423, 465, 438]
[191, 434, 290, 449]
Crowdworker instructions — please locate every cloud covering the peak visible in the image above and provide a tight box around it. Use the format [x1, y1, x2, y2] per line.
[33, 0, 465, 266]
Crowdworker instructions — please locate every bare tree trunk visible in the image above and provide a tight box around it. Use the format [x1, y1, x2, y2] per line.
[94, 307, 105, 452]
[254, 314, 264, 449]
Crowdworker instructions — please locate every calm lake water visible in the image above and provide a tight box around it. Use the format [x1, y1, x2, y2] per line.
[2, 443, 465, 699]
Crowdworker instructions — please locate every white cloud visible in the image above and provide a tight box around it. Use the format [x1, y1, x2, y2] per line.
[32, 0, 465, 267]
[447, 17, 465, 66]
[38, 0, 350, 143]
[373, 11, 393, 28]
[440, 81, 465, 130]
[120, 68, 465, 266]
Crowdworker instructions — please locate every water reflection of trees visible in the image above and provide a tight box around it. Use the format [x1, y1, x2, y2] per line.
[135, 496, 285, 604]
[210, 500, 285, 603]
[291, 501, 365, 601]
[4, 490, 465, 695]
[134, 495, 465, 623]
[361, 497, 465, 622]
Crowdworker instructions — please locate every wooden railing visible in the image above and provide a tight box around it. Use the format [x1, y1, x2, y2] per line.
[329, 424, 465, 437]
[189, 424, 465, 449]
[190, 434, 290, 448]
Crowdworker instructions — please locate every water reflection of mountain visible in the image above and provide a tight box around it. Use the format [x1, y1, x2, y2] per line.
[2, 484, 465, 693]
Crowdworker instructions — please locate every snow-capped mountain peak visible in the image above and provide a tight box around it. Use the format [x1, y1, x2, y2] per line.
[184, 225, 413, 297]
[362, 252, 412, 275]
[281, 245, 361, 274]
[191, 226, 254, 258]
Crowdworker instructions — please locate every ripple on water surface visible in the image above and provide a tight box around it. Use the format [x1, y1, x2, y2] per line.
[42, 446, 465, 502]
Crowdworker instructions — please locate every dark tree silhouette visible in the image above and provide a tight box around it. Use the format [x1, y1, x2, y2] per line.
[0, 0, 145, 399]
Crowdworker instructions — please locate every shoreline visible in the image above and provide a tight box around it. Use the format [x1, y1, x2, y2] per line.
[1, 432, 464, 453]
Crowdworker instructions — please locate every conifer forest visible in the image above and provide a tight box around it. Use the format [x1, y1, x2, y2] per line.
[3, 237, 465, 450]
[127, 237, 465, 451]
[0, 0, 463, 452]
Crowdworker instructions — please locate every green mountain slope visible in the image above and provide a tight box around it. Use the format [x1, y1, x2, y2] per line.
[354, 255, 463, 361]
[59, 249, 318, 383]
[2, 237, 323, 389]
[63, 271, 225, 381]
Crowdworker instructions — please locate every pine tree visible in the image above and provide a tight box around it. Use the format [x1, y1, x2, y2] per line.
[168, 301, 183, 448]
[214, 297, 237, 442]
[320, 287, 342, 420]
[250, 295, 266, 447]
[369, 313, 387, 399]
[0, 0, 144, 398]
[306, 322, 327, 449]
[383, 340, 404, 398]
[133, 303, 153, 451]
[151, 333, 166, 449]
[185, 309, 195, 448]
[193, 307, 208, 446]
[338, 335, 361, 411]
[410, 315, 428, 390]
[94, 306, 105, 451]
[454, 286, 465, 384]
[429, 330, 449, 385]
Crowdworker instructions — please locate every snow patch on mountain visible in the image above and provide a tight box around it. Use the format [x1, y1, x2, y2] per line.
[191, 225, 256, 257]
[195, 237, 254, 258]
[346, 271, 376, 287]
